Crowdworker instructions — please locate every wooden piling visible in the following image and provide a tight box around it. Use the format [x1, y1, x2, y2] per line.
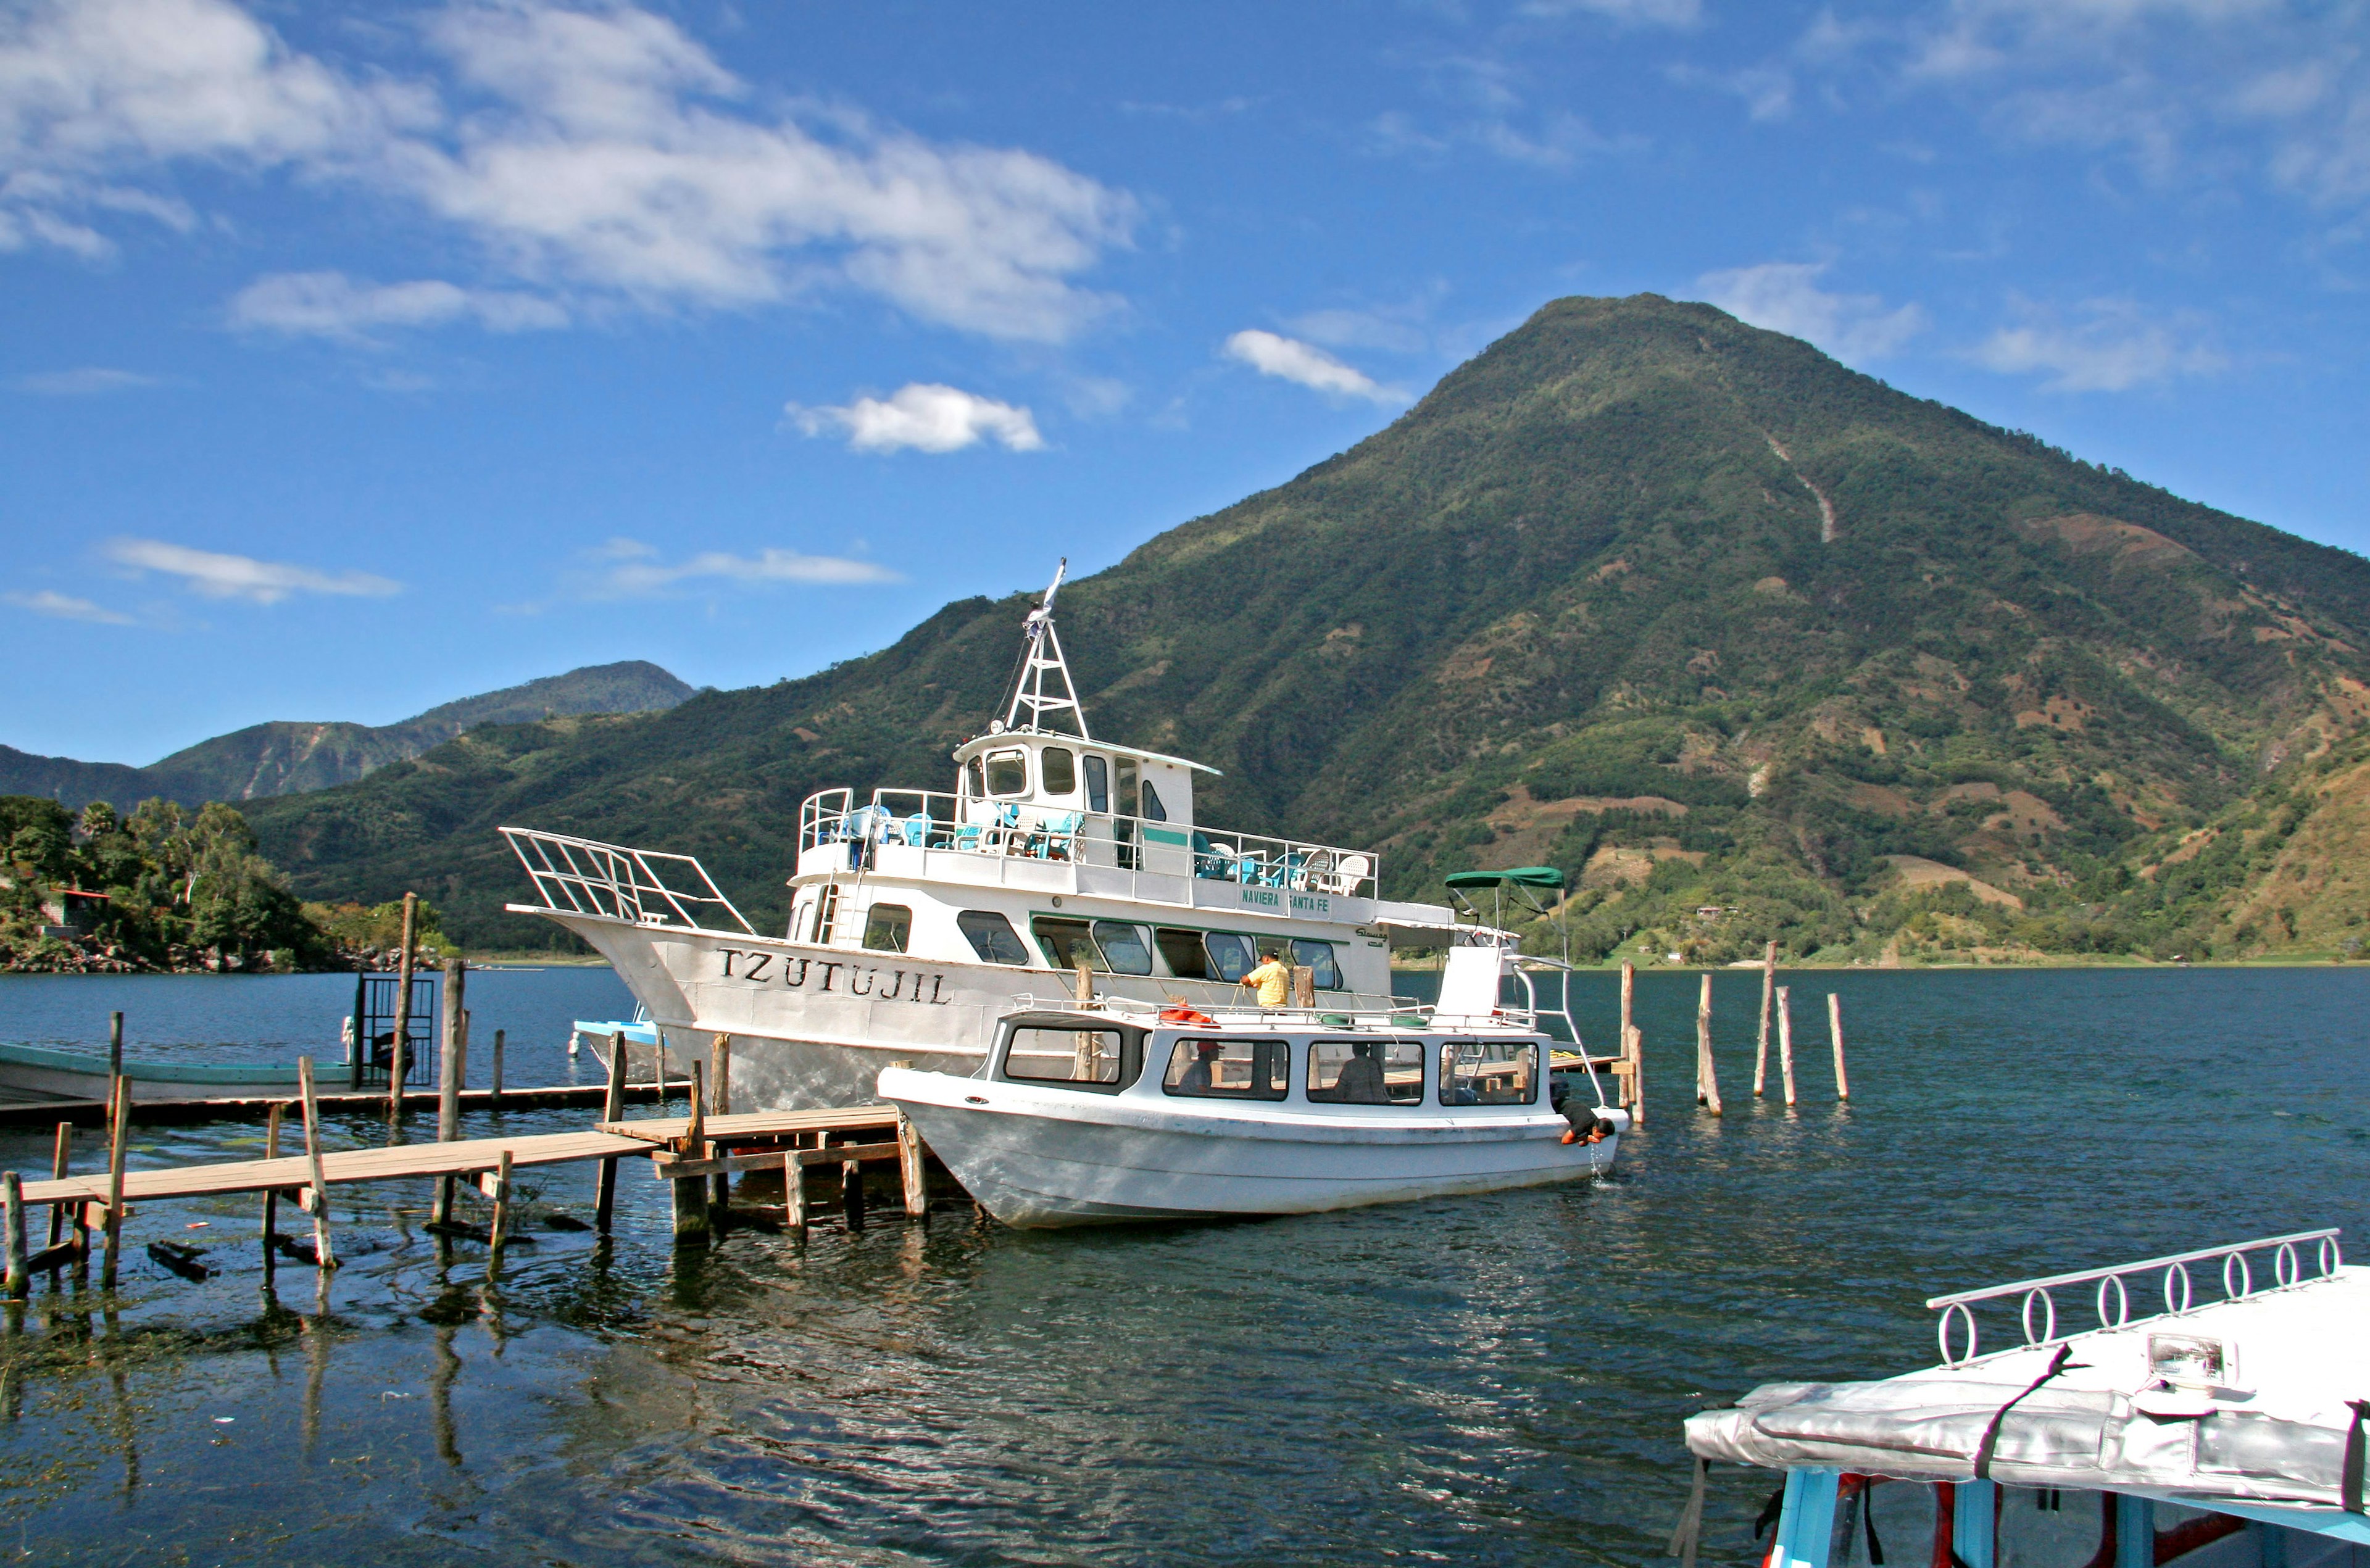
[1618, 962, 1643, 1126]
[260, 1103, 281, 1247]
[1292, 965, 1316, 1009]
[433, 958, 466, 1226]
[1776, 985, 1797, 1107]
[783, 1145, 807, 1237]
[101, 1071, 128, 1288]
[1074, 960, 1093, 1004]
[388, 892, 417, 1119]
[1696, 973, 1723, 1115]
[897, 1111, 928, 1219]
[1754, 940, 1776, 1097]
[489, 1029, 505, 1112]
[46, 1121, 70, 1251]
[593, 1030, 627, 1234]
[842, 1159, 866, 1232]
[4, 1172, 26, 1301]
[297, 1058, 336, 1270]
[671, 1063, 710, 1243]
[484, 1150, 512, 1282]
[712, 1032, 731, 1116]
[108, 1010, 123, 1085]
[1827, 992, 1850, 1101]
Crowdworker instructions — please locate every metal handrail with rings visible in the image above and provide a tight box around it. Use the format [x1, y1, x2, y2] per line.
[1924, 1227, 2342, 1367]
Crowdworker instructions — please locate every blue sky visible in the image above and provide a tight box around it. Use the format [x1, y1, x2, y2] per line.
[6, 0, 2369, 765]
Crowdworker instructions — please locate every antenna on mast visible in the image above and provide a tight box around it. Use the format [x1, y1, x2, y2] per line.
[999, 559, 1091, 739]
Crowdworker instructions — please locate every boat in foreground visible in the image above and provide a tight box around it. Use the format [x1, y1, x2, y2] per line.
[1678, 1228, 2365, 1568]
[881, 991, 1626, 1228]
[0, 1042, 306, 1104]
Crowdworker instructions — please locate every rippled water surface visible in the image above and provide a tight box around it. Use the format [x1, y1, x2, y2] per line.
[0, 967, 2363, 1565]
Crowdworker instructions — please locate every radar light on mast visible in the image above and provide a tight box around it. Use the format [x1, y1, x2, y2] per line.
[998, 559, 1091, 739]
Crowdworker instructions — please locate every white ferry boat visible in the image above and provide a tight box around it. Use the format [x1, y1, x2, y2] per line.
[1677, 1230, 2368, 1568]
[501, 565, 1560, 1113]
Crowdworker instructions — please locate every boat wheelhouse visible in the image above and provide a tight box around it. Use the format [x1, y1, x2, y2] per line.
[501, 563, 1537, 1111]
[1678, 1230, 2368, 1568]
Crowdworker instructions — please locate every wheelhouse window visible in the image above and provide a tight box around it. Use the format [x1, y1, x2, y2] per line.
[1290, 939, 1343, 990]
[1001, 1024, 1137, 1091]
[1140, 781, 1170, 821]
[1083, 755, 1110, 813]
[1115, 756, 1139, 814]
[1094, 921, 1154, 976]
[1031, 916, 1105, 972]
[1154, 927, 1210, 979]
[1203, 931, 1256, 982]
[985, 749, 1029, 797]
[862, 903, 912, 953]
[1308, 1039, 1424, 1105]
[957, 910, 1031, 966]
[965, 755, 986, 800]
[1162, 1037, 1288, 1100]
[1041, 747, 1077, 795]
[1439, 1040, 1539, 1106]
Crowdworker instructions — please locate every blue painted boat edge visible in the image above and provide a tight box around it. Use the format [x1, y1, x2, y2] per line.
[0, 1041, 306, 1085]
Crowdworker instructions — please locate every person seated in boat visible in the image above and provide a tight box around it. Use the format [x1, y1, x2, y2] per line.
[1239, 947, 1292, 1008]
[1333, 1041, 1389, 1105]
[1178, 1039, 1225, 1093]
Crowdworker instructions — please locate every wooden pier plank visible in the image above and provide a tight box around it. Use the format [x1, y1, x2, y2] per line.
[17, 1128, 651, 1207]
[598, 1104, 900, 1144]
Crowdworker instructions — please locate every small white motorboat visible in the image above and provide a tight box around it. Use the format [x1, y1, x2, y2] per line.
[879, 959, 1626, 1227]
[1676, 1229, 2366, 1568]
[0, 1042, 307, 1104]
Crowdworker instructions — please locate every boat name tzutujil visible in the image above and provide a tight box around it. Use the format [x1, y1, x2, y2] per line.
[717, 950, 952, 1002]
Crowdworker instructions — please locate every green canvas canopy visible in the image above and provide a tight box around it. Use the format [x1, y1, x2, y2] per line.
[1443, 866, 1563, 890]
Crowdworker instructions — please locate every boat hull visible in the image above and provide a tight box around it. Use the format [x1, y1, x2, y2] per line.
[0, 1044, 306, 1104]
[880, 1066, 1623, 1228]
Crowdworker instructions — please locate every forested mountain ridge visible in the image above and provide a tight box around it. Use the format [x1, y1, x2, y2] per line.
[244, 295, 2370, 962]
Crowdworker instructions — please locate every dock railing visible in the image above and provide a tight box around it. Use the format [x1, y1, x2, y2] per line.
[501, 826, 756, 934]
[800, 786, 1381, 900]
[1925, 1227, 2344, 1367]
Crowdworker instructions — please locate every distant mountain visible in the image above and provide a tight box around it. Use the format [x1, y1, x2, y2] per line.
[2, 661, 695, 811]
[242, 295, 2370, 963]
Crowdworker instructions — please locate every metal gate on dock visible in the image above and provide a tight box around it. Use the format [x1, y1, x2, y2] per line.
[347, 971, 437, 1090]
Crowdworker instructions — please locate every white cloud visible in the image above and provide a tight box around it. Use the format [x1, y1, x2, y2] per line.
[10, 367, 160, 394]
[1697, 262, 1929, 362]
[104, 538, 402, 604]
[5, 589, 135, 624]
[1971, 299, 2226, 391]
[0, 0, 1136, 342]
[228, 271, 567, 341]
[789, 384, 1046, 454]
[1223, 330, 1404, 404]
[589, 542, 904, 598]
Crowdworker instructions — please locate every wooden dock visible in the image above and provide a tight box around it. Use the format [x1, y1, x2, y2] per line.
[0, 1082, 666, 1130]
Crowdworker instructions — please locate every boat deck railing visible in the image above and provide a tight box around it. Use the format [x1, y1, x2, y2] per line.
[1924, 1226, 2345, 1367]
[501, 826, 756, 934]
[799, 787, 1382, 901]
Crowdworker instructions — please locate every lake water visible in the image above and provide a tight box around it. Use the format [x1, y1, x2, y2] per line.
[0, 966, 2362, 1565]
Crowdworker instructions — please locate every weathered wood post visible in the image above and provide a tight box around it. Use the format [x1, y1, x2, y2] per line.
[898, 1111, 928, 1220]
[297, 1058, 336, 1270]
[1696, 973, 1723, 1115]
[783, 1144, 809, 1237]
[1754, 940, 1776, 1097]
[388, 892, 418, 1121]
[1618, 961, 1635, 1113]
[1074, 959, 1093, 1005]
[710, 1033, 733, 1210]
[842, 1158, 866, 1232]
[672, 1063, 711, 1243]
[432, 958, 466, 1226]
[1292, 965, 1316, 1010]
[350, 968, 368, 1091]
[107, 1009, 123, 1087]
[594, 1030, 628, 1234]
[46, 1121, 70, 1252]
[489, 1029, 505, 1111]
[3, 1172, 27, 1302]
[1619, 961, 1644, 1125]
[1776, 985, 1798, 1108]
[1827, 992, 1850, 1101]
[259, 1103, 282, 1251]
[484, 1150, 513, 1284]
[100, 1069, 128, 1288]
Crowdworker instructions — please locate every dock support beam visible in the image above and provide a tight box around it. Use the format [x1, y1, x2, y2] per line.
[710, 1034, 732, 1210]
[259, 1103, 281, 1258]
[898, 1113, 928, 1220]
[298, 1058, 336, 1271]
[1754, 941, 1776, 1096]
[101, 1066, 128, 1289]
[433, 958, 467, 1227]
[1827, 993, 1850, 1101]
[841, 1160, 865, 1233]
[670, 1063, 710, 1244]
[594, 1031, 627, 1234]
[388, 893, 417, 1122]
[484, 1151, 512, 1283]
[1777, 985, 1798, 1107]
[783, 1145, 807, 1237]
[1695, 973, 1722, 1114]
[3, 1172, 26, 1302]
[46, 1121, 70, 1254]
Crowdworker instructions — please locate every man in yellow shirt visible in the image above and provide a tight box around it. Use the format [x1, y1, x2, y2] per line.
[1240, 947, 1292, 1008]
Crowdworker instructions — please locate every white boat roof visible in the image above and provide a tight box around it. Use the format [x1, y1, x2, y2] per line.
[950, 728, 1223, 777]
[1684, 1232, 2365, 1516]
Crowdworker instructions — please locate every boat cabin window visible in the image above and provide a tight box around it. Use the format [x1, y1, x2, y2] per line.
[1290, 940, 1342, 990]
[1084, 755, 1109, 813]
[1439, 1040, 1538, 1106]
[862, 903, 911, 954]
[1162, 1037, 1288, 1100]
[1141, 781, 1169, 821]
[1115, 755, 1138, 816]
[965, 755, 986, 800]
[1203, 931, 1256, 982]
[1308, 1038, 1423, 1105]
[1154, 927, 1210, 979]
[811, 884, 842, 946]
[1000, 1024, 1137, 1092]
[957, 910, 1031, 966]
[1041, 747, 1076, 796]
[985, 749, 1029, 797]
[1094, 921, 1153, 976]
[1032, 916, 1106, 972]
